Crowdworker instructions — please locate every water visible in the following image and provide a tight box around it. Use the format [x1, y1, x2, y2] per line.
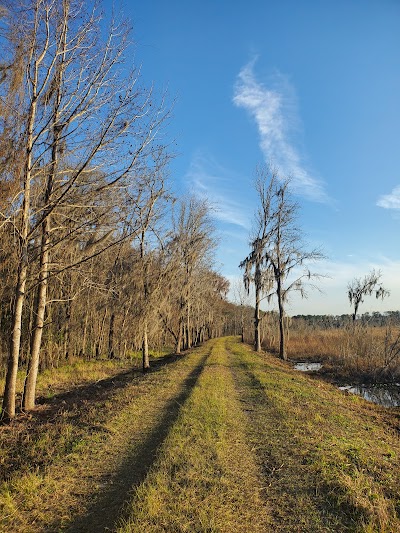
[339, 384, 400, 408]
[292, 360, 400, 408]
[293, 362, 322, 372]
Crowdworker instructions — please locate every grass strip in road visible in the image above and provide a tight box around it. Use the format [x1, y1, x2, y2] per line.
[119, 337, 271, 533]
[0, 348, 209, 532]
[228, 337, 400, 533]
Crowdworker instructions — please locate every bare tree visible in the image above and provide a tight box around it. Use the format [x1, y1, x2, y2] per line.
[241, 165, 324, 359]
[165, 196, 216, 354]
[1, 0, 169, 419]
[240, 169, 277, 352]
[348, 269, 389, 323]
[232, 279, 251, 342]
[266, 178, 324, 360]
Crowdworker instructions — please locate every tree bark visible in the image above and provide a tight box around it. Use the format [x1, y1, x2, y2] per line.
[142, 321, 150, 371]
[23, 216, 50, 410]
[175, 320, 183, 354]
[108, 312, 115, 359]
[278, 285, 286, 360]
[1, 56, 38, 420]
[254, 276, 261, 352]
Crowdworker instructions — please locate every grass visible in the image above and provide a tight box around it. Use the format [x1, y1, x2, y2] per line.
[0, 348, 206, 532]
[270, 324, 400, 383]
[228, 337, 400, 532]
[1, 336, 400, 532]
[0, 357, 133, 409]
[118, 337, 271, 532]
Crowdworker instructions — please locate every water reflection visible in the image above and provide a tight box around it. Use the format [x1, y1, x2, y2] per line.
[339, 384, 400, 408]
[294, 362, 322, 372]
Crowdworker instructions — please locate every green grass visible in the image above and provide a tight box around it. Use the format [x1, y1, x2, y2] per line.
[0, 348, 207, 532]
[227, 337, 400, 532]
[1, 337, 400, 532]
[118, 338, 271, 532]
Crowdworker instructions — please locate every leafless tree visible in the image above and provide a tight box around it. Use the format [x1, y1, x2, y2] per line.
[1, 0, 169, 419]
[232, 279, 251, 342]
[348, 269, 389, 323]
[165, 196, 216, 354]
[241, 165, 324, 359]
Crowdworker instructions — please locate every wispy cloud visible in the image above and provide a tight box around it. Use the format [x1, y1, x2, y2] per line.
[233, 58, 328, 203]
[377, 186, 400, 209]
[185, 152, 251, 229]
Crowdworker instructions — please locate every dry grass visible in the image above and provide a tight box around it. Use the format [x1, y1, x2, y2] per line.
[270, 325, 400, 382]
[0, 349, 208, 532]
[0, 357, 133, 412]
[2, 336, 400, 532]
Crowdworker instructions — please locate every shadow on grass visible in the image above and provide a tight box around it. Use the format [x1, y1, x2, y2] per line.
[36, 352, 184, 413]
[0, 352, 192, 484]
[56, 351, 209, 533]
[232, 352, 360, 533]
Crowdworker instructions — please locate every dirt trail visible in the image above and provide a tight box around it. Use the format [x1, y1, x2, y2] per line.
[227, 338, 353, 532]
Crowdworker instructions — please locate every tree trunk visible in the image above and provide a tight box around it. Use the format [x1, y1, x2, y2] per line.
[254, 285, 261, 352]
[1, 264, 28, 420]
[175, 320, 183, 354]
[186, 304, 191, 349]
[22, 15, 67, 410]
[23, 217, 50, 410]
[1, 73, 38, 420]
[108, 312, 115, 359]
[142, 321, 150, 372]
[81, 310, 88, 359]
[63, 299, 71, 360]
[277, 278, 286, 360]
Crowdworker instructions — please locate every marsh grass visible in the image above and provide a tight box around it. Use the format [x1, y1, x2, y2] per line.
[280, 325, 400, 383]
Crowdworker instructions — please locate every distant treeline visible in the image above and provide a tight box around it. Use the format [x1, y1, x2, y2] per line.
[291, 311, 400, 329]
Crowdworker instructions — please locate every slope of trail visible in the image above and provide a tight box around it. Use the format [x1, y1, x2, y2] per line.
[227, 337, 400, 532]
[118, 337, 272, 532]
[2, 337, 400, 532]
[0, 347, 210, 532]
[119, 337, 400, 532]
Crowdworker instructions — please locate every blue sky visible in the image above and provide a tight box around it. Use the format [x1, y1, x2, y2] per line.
[105, 0, 400, 315]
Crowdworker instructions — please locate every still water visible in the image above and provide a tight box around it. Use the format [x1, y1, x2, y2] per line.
[339, 384, 400, 408]
[293, 362, 322, 372]
[293, 361, 400, 408]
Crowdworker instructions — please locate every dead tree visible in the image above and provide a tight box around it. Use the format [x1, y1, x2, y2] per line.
[348, 269, 389, 323]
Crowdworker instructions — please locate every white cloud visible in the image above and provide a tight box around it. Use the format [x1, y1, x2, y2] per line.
[377, 185, 400, 209]
[233, 59, 328, 203]
[286, 256, 400, 315]
[185, 152, 251, 229]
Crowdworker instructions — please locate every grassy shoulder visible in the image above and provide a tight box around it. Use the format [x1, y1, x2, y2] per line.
[228, 337, 400, 532]
[0, 350, 171, 410]
[0, 348, 208, 532]
[118, 337, 271, 533]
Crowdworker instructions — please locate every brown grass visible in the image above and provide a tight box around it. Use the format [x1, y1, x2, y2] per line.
[263, 325, 400, 383]
[2, 337, 400, 532]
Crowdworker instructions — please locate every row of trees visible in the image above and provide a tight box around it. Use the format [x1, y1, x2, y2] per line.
[0, 0, 233, 421]
[291, 311, 400, 330]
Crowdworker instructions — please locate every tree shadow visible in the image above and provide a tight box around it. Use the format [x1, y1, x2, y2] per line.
[0, 352, 190, 484]
[52, 351, 208, 533]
